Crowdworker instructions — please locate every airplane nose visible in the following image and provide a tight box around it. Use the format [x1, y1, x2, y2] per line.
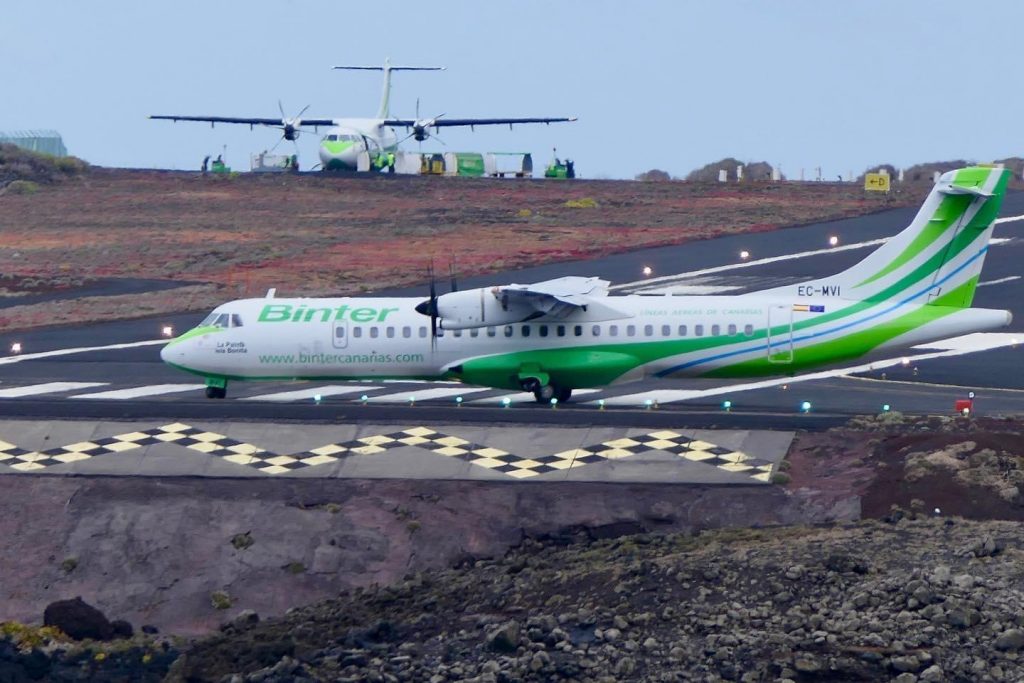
[160, 343, 171, 362]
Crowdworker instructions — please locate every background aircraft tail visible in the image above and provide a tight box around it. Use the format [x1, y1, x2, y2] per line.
[761, 166, 1011, 308]
[333, 57, 445, 119]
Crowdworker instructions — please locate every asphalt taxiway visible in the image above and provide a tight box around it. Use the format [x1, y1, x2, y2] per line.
[1, 191, 1023, 428]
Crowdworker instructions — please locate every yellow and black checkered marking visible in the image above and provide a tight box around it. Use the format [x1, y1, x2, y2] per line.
[0, 425, 773, 481]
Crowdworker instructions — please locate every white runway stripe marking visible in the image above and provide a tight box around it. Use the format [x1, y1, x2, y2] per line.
[995, 214, 1024, 224]
[364, 387, 490, 403]
[0, 382, 107, 398]
[0, 339, 164, 365]
[611, 231, 1018, 293]
[978, 276, 1021, 287]
[590, 333, 1021, 406]
[245, 385, 382, 402]
[73, 383, 203, 399]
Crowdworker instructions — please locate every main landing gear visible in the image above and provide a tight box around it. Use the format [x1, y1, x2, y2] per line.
[520, 378, 572, 404]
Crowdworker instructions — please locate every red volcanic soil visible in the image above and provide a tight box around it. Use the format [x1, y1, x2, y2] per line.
[0, 169, 924, 330]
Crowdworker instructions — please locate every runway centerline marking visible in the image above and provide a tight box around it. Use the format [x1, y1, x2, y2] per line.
[978, 275, 1021, 287]
[72, 384, 203, 399]
[244, 385, 382, 402]
[0, 382, 108, 398]
[0, 339, 164, 365]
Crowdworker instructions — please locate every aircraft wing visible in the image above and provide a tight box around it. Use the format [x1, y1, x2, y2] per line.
[149, 115, 337, 127]
[383, 116, 576, 129]
[495, 276, 609, 318]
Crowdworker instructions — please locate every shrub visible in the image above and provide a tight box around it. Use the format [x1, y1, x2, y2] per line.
[564, 197, 598, 208]
[6, 180, 38, 195]
[230, 531, 253, 550]
[771, 472, 791, 485]
[210, 591, 232, 610]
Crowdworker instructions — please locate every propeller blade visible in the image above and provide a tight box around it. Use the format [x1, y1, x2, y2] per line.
[296, 104, 311, 119]
[429, 265, 438, 349]
[278, 100, 286, 119]
[448, 260, 458, 293]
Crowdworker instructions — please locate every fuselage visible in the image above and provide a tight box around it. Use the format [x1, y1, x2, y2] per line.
[160, 294, 1012, 390]
[318, 118, 399, 171]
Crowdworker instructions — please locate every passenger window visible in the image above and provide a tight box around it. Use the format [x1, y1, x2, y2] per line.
[556, 325, 566, 337]
[711, 324, 720, 336]
[370, 327, 379, 338]
[231, 314, 244, 328]
[609, 325, 618, 337]
[539, 325, 549, 337]
[626, 325, 636, 337]
[521, 325, 530, 337]
[386, 327, 395, 338]
[353, 327, 362, 338]
[592, 325, 601, 337]
[402, 326, 411, 338]
[678, 324, 687, 336]
[695, 324, 704, 337]
[744, 324, 754, 336]
[419, 326, 427, 338]
[727, 324, 737, 336]
[486, 326, 496, 337]
[335, 327, 345, 339]
[574, 325, 583, 337]
[504, 325, 514, 338]
[644, 324, 653, 337]
[661, 325, 671, 337]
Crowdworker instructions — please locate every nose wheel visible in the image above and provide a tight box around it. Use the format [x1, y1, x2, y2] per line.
[205, 386, 227, 399]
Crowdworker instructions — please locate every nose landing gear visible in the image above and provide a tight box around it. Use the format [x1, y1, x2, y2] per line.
[205, 378, 228, 399]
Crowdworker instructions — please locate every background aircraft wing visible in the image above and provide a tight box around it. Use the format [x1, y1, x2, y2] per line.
[383, 116, 576, 129]
[149, 115, 337, 127]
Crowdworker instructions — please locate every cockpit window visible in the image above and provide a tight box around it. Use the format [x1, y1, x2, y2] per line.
[326, 134, 338, 141]
[199, 312, 242, 328]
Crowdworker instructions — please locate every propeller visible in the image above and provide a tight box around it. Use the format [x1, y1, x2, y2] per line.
[277, 100, 311, 141]
[414, 262, 440, 349]
[448, 259, 458, 293]
[398, 98, 447, 146]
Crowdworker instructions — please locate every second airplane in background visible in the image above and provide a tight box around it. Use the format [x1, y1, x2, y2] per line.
[151, 58, 576, 171]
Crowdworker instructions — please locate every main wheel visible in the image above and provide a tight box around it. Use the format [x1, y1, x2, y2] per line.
[554, 386, 573, 403]
[205, 386, 226, 399]
[533, 384, 555, 404]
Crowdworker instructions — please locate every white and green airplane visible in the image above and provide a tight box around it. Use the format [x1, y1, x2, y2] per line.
[162, 166, 1014, 401]
[151, 58, 576, 171]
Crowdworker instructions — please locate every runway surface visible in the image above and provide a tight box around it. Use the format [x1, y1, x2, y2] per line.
[2, 192, 1023, 428]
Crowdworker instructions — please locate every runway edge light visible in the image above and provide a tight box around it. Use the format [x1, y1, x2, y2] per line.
[800, 400, 812, 413]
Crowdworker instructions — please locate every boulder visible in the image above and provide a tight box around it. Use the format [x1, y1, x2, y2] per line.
[43, 597, 113, 641]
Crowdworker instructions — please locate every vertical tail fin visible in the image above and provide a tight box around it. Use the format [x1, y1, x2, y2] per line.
[761, 166, 1011, 308]
[332, 58, 445, 119]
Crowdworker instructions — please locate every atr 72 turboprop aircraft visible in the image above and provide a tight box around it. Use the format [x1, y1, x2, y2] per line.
[151, 58, 575, 171]
[162, 167, 1014, 401]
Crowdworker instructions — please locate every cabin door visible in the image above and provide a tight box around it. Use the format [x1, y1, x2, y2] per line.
[766, 305, 793, 364]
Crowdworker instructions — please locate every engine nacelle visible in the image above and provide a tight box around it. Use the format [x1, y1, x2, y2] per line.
[435, 288, 535, 330]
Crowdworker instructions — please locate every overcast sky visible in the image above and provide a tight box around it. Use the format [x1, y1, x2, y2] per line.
[4, 1, 1024, 179]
